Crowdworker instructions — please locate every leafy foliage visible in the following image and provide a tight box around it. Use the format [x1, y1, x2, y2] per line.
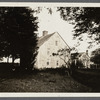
[91, 48, 100, 64]
[0, 7, 38, 70]
[52, 48, 70, 68]
[58, 7, 100, 44]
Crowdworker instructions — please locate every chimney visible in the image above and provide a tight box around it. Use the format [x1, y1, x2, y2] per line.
[42, 31, 48, 36]
[86, 50, 88, 55]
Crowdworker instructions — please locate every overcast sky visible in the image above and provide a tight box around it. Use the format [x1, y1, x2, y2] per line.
[30, 6, 99, 55]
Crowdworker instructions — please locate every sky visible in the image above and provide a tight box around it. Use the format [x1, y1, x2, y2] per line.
[30, 6, 100, 55]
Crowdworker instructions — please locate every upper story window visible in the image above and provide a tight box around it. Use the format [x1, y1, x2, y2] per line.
[47, 51, 49, 55]
[47, 61, 49, 65]
[47, 48, 50, 55]
[55, 41, 58, 46]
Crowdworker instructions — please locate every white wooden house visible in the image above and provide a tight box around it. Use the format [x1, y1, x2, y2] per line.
[34, 31, 71, 69]
[71, 51, 90, 68]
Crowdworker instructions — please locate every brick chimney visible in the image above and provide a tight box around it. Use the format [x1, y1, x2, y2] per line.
[43, 31, 48, 36]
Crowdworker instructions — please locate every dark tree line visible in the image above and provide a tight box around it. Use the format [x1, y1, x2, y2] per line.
[0, 7, 38, 71]
[91, 48, 100, 65]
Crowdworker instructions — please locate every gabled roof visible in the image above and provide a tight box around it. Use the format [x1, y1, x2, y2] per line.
[57, 32, 70, 50]
[37, 33, 54, 47]
[71, 52, 90, 59]
[71, 52, 84, 59]
[37, 32, 70, 50]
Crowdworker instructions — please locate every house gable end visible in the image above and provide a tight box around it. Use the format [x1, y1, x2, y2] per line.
[38, 33, 54, 47]
[38, 32, 70, 50]
[56, 32, 70, 50]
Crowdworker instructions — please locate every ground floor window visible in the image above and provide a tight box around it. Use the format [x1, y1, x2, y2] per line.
[47, 61, 49, 65]
[57, 61, 59, 66]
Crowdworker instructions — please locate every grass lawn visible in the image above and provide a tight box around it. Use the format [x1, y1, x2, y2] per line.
[72, 69, 100, 92]
[0, 68, 93, 92]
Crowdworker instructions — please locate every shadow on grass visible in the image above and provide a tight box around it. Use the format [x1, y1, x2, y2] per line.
[0, 63, 69, 80]
[71, 69, 100, 92]
[0, 64, 93, 92]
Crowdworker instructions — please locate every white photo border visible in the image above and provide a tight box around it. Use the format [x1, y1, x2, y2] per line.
[0, 2, 100, 97]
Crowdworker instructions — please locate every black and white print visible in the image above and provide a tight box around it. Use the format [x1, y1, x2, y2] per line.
[0, 3, 99, 93]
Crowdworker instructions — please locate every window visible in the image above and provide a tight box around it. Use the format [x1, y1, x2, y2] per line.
[55, 41, 58, 46]
[47, 48, 50, 55]
[57, 61, 59, 66]
[47, 51, 49, 55]
[47, 61, 49, 65]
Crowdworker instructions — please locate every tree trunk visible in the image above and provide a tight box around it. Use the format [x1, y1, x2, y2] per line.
[20, 55, 25, 67]
[20, 51, 34, 72]
[12, 56, 15, 64]
[7, 56, 9, 63]
[96, 64, 97, 69]
[20, 53, 28, 71]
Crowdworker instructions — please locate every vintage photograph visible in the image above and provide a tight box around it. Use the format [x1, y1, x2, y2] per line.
[0, 3, 99, 93]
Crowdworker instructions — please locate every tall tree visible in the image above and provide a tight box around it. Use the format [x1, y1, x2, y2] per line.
[58, 7, 100, 44]
[91, 48, 100, 65]
[52, 48, 71, 75]
[52, 48, 71, 68]
[0, 7, 38, 70]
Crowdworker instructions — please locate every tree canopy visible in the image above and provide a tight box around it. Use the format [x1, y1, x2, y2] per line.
[91, 48, 100, 64]
[58, 7, 100, 44]
[52, 48, 71, 68]
[0, 7, 38, 70]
